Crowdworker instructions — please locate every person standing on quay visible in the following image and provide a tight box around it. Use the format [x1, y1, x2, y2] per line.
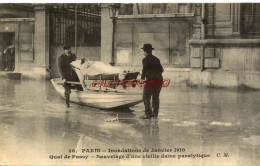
[141, 43, 164, 119]
[3, 44, 15, 71]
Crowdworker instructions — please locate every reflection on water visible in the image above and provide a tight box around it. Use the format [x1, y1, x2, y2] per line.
[141, 120, 161, 166]
[0, 79, 260, 165]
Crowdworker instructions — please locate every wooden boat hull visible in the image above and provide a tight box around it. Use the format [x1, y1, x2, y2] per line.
[51, 78, 143, 109]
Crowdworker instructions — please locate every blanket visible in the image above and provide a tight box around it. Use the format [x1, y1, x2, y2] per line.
[70, 60, 123, 83]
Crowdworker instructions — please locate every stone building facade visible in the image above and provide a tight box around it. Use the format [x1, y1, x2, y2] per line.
[101, 3, 260, 89]
[0, 3, 260, 89]
[0, 4, 35, 76]
[0, 4, 101, 79]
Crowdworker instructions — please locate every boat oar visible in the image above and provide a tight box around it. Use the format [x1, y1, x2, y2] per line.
[56, 81, 83, 85]
[67, 81, 83, 85]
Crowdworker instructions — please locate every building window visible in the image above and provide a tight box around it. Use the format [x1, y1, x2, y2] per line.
[138, 4, 166, 14]
[119, 4, 133, 15]
[49, 4, 101, 46]
[241, 3, 260, 37]
[118, 3, 191, 15]
[152, 4, 165, 14]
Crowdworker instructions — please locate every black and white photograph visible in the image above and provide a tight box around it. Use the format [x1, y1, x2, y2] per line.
[0, 2, 259, 166]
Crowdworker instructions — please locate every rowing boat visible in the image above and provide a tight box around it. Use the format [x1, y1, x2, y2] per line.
[50, 78, 143, 109]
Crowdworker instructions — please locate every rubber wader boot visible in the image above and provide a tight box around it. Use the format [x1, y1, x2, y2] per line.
[65, 95, 70, 108]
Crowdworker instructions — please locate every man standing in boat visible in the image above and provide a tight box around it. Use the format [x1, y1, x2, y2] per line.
[141, 44, 164, 119]
[58, 45, 81, 108]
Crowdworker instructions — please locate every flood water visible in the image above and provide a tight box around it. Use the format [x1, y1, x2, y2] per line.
[0, 79, 259, 165]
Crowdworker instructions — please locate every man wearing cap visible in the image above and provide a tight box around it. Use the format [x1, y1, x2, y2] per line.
[141, 43, 164, 119]
[58, 45, 81, 108]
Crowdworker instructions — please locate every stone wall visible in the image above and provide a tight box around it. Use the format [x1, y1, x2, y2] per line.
[189, 39, 260, 89]
[0, 4, 34, 18]
[102, 3, 260, 89]
[100, 5, 113, 64]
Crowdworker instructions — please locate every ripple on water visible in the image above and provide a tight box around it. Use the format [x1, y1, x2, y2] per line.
[173, 121, 197, 127]
[242, 135, 260, 146]
[210, 121, 240, 127]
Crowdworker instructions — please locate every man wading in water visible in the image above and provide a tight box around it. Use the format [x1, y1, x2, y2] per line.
[141, 44, 164, 119]
[58, 45, 82, 108]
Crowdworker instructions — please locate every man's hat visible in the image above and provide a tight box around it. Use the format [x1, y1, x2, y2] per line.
[141, 43, 154, 51]
[63, 45, 71, 50]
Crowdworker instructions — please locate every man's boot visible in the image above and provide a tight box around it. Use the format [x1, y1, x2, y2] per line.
[142, 99, 152, 119]
[65, 95, 70, 108]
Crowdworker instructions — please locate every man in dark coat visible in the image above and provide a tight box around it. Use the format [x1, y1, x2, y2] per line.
[58, 45, 81, 108]
[3, 45, 15, 71]
[141, 43, 164, 119]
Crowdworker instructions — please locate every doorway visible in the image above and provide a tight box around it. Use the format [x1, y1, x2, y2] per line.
[0, 32, 15, 71]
